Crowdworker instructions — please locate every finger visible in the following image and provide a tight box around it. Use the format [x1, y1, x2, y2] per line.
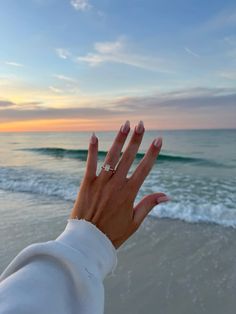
[128, 137, 162, 193]
[133, 193, 170, 226]
[99, 120, 130, 178]
[115, 120, 145, 178]
[85, 132, 98, 180]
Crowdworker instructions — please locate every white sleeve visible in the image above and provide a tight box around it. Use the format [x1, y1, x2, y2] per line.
[0, 219, 117, 314]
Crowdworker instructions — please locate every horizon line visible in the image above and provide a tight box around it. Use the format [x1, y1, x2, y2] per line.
[0, 127, 235, 133]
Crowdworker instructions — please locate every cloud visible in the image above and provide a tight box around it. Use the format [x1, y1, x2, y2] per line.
[76, 37, 172, 72]
[49, 86, 64, 93]
[94, 40, 123, 54]
[1, 87, 235, 124]
[184, 47, 200, 58]
[22, 102, 44, 108]
[51, 75, 80, 94]
[5, 61, 24, 67]
[109, 87, 236, 112]
[0, 100, 44, 110]
[55, 48, 71, 59]
[0, 100, 15, 107]
[55, 37, 172, 73]
[70, 0, 92, 11]
[0, 105, 124, 122]
[219, 71, 236, 80]
[53, 74, 77, 83]
[49, 85, 80, 94]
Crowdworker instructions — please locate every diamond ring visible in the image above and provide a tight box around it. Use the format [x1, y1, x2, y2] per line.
[101, 163, 116, 174]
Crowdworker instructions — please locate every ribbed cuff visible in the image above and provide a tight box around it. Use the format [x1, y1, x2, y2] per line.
[56, 219, 117, 280]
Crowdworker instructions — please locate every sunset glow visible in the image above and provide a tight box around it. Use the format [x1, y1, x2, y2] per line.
[0, 0, 236, 131]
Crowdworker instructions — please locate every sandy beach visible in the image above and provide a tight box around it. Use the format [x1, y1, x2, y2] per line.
[1, 190, 236, 314]
[105, 217, 236, 314]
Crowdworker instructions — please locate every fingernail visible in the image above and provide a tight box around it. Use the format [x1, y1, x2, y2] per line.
[135, 120, 144, 134]
[121, 120, 130, 134]
[153, 137, 162, 148]
[156, 195, 170, 204]
[90, 132, 97, 144]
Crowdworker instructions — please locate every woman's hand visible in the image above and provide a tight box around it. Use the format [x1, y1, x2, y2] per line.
[70, 120, 169, 249]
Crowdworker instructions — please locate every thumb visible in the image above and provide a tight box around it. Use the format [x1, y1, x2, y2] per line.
[133, 193, 170, 226]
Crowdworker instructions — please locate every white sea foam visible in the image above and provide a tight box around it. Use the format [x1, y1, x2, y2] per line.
[150, 202, 236, 228]
[134, 169, 236, 228]
[0, 166, 235, 228]
[0, 167, 78, 201]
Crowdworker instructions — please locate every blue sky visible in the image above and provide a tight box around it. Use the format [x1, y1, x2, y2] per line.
[0, 0, 236, 131]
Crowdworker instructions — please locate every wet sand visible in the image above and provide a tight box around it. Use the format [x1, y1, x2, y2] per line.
[1, 190, 236, 314]
[105, 217, 236, 314]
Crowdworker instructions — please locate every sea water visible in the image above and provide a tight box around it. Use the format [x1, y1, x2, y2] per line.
[0, 129, 235, 229]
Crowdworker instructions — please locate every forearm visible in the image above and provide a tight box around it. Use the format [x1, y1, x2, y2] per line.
[0, 219, 117, 314]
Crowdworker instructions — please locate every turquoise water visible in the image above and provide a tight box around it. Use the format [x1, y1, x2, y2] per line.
[0, 129, 235, 227]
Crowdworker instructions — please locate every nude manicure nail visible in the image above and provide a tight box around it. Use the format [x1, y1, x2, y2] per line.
[156, 195, 170, 204]
[153, 137, 162, 148]
[135, 120, 144, 134]
[90, 132, 97, 144]
[121, 120, 130, 134]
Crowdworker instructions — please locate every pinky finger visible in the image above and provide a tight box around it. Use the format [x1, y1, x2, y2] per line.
[85, 132, 98, 180]
[133, 193, 170, 226]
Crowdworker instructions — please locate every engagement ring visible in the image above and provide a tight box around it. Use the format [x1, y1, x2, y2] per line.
[101, 164, 116, 174]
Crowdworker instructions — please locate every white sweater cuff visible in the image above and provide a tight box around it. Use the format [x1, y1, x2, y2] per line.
[56, 218, 117, 280]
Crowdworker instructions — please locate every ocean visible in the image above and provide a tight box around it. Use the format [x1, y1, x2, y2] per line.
[1, 129, 235, 226]
[0, 129, 236, 313]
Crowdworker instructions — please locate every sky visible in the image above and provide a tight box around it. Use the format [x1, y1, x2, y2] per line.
[0, 0, 236, 131]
